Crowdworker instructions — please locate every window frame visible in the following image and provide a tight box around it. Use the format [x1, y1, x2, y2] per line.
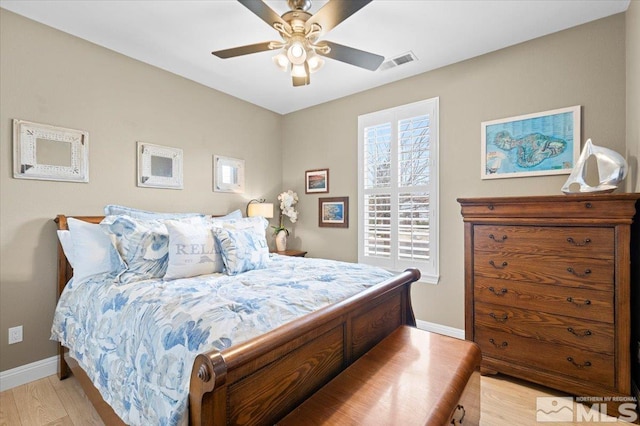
[357, 97, 440, 284]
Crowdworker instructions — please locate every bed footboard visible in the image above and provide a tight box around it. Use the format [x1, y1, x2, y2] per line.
[189, 267, 420, 426]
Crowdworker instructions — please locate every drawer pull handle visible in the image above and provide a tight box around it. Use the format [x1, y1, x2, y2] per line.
[487, 204, 495, 210]
[567, 267, 591, 277]
[566, 297, 591, 306]
[585, 202, 593, 209]
[489, 234, 508, 242]
[566, 237, 591, 246]
[489, 260, 508, 269]
[489, 312, 509, 322]
[450, 404, 466, 425]
[489, 338, 508, 349]
[567, 327, 592, 337]
[567, 357, 592, 368]
[488, 287, 508, 296]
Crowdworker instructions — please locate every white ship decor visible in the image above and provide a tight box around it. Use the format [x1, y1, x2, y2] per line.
[561, 139, 627, 194]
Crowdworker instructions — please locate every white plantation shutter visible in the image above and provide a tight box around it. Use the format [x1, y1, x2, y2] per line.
[363, 194, 391, 257]
[358, 98, 439, 283]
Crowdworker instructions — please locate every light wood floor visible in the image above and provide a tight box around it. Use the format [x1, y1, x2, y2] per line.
[0, 373, 632, 425]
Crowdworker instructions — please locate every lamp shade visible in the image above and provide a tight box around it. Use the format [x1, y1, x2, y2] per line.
[247, 202, 274, 218]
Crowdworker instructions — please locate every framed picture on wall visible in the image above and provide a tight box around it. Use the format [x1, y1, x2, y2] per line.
[319, 197, 348, 228]
[137, 142, 183, 189]
[481, 105, 581, 179]
[213, 155, 245, 193]
[13, 119, 89, 183]
[305, 168, 329, 193]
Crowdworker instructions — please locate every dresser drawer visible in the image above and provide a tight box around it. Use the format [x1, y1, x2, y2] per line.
[474, 251, 614, 291]
[459, 197, 637, 220]
[475, 328, 615, 389]
[474, 225, 614, 259]
[475, 278, 613, 323]
[475, 302, 614, 354]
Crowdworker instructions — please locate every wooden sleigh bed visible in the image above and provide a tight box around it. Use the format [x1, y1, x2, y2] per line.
[54, 214, 421, 425]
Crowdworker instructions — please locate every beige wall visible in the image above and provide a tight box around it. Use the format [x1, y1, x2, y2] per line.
[0, 8, 633, 374]
[628, 0, 640, 192]
[0, 10, 282, 371]
[281, 14, 627, 329]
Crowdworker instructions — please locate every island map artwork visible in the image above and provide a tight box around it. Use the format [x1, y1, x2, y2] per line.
[482, 106, 579, 179]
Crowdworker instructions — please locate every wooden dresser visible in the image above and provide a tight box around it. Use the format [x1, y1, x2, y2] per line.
[458, 194, 640, 416]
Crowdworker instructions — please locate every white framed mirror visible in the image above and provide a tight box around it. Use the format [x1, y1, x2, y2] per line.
[13, 119, 89, 182]
[137, 142, 184, 189]
[214, 155, 245, 193]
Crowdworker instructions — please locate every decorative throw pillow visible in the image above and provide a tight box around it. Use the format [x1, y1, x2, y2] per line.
[214, 226, 270, 275]
[103, 205, 206, 220]
[210, 216, 268, 237]
[164, 220, 224, 280]
[101, 215, 205, 284]
[66, 218, 126, 283]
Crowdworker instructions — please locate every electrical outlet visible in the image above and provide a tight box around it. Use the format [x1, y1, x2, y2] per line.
[8, 326, 22, 345]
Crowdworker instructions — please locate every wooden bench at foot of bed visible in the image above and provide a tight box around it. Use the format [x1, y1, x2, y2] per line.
[278, 326, 482, 426]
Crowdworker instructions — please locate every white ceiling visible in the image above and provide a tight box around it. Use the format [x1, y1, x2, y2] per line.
[0, 0, 630, 115]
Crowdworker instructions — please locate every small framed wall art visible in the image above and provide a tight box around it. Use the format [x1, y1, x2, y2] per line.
[319, 196, 349, 228]
[214, 155, 245, 193]
[137, 142, 183, 189]
[13, 119, 89, 182]
[305, 168, 329, 193]
[481, 105, 580, 179]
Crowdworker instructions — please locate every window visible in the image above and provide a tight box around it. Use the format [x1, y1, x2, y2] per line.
[357, 98, 439, 283]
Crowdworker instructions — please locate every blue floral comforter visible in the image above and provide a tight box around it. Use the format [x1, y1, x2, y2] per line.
[51, 254, 393, 425]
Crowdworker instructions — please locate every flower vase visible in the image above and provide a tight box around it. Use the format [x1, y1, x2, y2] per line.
[275, 230, 288, 252]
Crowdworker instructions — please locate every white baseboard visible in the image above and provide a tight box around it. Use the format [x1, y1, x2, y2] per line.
[416, 319, 465, 340]
[0, 355, 58, 392]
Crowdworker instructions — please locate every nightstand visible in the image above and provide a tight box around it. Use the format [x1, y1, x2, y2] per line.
[271, 249, 307, 257]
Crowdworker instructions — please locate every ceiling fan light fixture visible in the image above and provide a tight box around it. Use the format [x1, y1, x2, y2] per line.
[287, 40, 307, 64]
[307, 52, 325, 73]
[273, 53, 289, 72]
[292, 61, 310, 86]
[214, 0, 382, 87]
[291, 63, 308, 78]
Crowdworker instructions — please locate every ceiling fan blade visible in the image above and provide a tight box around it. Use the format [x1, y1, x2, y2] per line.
[307, 0, 372, 36]
[238, 0, 292, 33]
[319, 41, 384, 71]
[212, 42, 273, 59]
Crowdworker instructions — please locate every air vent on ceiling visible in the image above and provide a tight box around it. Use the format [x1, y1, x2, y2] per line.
[380, 51, 418, 71]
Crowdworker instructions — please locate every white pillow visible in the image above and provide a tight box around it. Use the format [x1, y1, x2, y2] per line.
[217, 209, 243, 220]
[56, 230, 75, 268]
[164, 221, 224, 280]
[67, 218, 126, 283]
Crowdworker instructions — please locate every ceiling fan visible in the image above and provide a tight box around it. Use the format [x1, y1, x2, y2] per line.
[212, 0, 384, 87]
